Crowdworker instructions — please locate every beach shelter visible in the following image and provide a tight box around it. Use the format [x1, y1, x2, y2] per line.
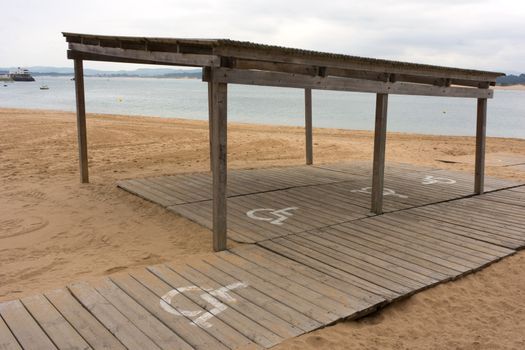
[63, 32, 503, 251]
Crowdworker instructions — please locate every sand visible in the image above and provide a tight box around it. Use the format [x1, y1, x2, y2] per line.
[495, 84, 525, 91]
[274, 251, 525, 350]
[1, 107, 525, 348]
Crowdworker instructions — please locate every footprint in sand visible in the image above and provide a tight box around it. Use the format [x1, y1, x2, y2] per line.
[0, 216, 48, 239]
[105, 266, 128, 274]
[305, 335, 332, 347]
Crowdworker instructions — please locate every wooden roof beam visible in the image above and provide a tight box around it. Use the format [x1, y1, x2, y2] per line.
[67, 50, 199, 67]
[204, 68, 493, 99]
[68, 43, 220, 67]
[228, 58, 492, 87]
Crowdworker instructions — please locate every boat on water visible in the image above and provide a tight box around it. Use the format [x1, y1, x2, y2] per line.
[10, 67, 35, 82]
[39, 85, 49, 90]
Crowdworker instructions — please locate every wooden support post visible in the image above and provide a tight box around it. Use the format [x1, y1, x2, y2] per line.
[305, 88, 313, 165]
[74, 59, 89, 183]
[371, 93, 388, 214]
[208, 81, 214, 171]
[210, 79, 228, 251]
[474, 98, 487, 194]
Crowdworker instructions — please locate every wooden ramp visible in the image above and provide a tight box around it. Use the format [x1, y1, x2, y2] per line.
[117, 162, 521, 243]
[1, 186, 525, 349]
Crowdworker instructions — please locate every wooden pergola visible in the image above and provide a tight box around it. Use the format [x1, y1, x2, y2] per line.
[63, 32, 504, 251]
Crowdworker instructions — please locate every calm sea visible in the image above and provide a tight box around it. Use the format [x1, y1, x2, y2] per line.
[1, 76, 524, 139]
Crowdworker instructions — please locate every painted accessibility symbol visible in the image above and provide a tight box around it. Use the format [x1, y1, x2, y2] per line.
[246, 207, 298, 225]
[160, 281, 248, 329]
[421, 175, 456, 185]
[351, 187, 408, 198]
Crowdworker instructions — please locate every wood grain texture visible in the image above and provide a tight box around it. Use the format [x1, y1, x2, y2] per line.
[371, 94, 388, 214]
[0, 315, 21, 350]
[211, 77, 228, 251]
[120, 162, 520, 243]
[205, 68, 494, 98]
[21, 294, 91, 350]
[0, 300, 56, 350]
[475, 98, 487, 194]
[74, 59, 89, 184]
[304, 88, 313, 165]
[69, 43, 220, 67]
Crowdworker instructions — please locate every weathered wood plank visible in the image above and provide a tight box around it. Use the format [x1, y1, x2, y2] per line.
[0, 300, 56, 350]
[336, 221, 474, 272]
[178, 259, 321, 332]
[258, 240, 399, 300]
[230, 245, 384, 309]
[475, 98, 487, 194]
[110, 273, 230, 350]
[218, 251, 359, 318]
[205, 68, 494, 98]
[45, 288, 126, 350]
[21, 294, 91, 350]
[304, 88, 313, 165]
[211, 78, 228, 251]
[118, 179, 177, 207]
[74, 59, 89, 183]
[350, 219, 488, 267]
[230, 58, 494, 88]
[93, 278, 193, 350]
[284, 235, 425, 292]
[128, 269, 255, 349]
[147, 264, 282, 348]
[305, 230, 446, 281]
[208, 80, 214, 170]
[0, 314, 21, 350]
[383, 212, 515, 256]
[412, 206, 525, 240]
[161, 262, 303, 339]
[203, 255, 338, 324]
[371, 93, 388, 214]
[68, 282, 162, 350]
[69, 43, 220, 67]
[118, 162, 522, 245]
[318, 226, 459, 278]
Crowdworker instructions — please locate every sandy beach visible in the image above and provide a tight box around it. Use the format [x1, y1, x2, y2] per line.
[495, 84, 525, 91]
[1, 107, 525, 349]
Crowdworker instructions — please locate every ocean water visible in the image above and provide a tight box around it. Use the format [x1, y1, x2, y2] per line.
[1, 76, 524, 139]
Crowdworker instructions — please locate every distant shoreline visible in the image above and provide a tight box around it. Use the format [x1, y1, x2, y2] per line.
[25, 75, 525, 88]
[31, 73, 201, 79]
[494, 84, 525, 91]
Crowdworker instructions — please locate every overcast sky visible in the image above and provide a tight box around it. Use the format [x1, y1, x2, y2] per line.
[2, 0, 524, 73]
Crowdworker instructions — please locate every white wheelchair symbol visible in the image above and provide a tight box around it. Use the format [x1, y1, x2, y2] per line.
[246, 207, 298, 225]
[160, 281, 248, 329]
[351, 187, 408, 198]
[422, 175, 456, 185]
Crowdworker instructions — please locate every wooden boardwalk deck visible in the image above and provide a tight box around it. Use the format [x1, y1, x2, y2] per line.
[1, 165, 524, 349]
[117, 162, 520, 243]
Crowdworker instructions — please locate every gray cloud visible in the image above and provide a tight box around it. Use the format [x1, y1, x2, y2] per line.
[1, 0, 523, 72]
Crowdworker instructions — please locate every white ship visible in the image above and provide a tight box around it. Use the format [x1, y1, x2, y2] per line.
[9, 67, 35, 81]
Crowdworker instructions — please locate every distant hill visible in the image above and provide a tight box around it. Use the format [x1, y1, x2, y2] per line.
[496, 74, 525, 85]
[2, 66, 523, 84]
[0, 66, 202, 78]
